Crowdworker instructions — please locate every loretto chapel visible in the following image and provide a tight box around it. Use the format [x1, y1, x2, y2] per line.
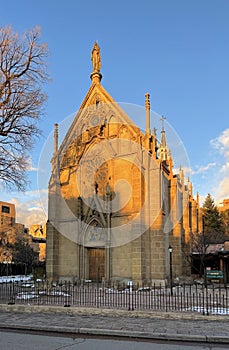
[46, 43, 202, 286]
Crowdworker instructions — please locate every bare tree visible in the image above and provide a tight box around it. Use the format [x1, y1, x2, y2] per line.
[0, 26, 49, 190]
[181, 231, 209, 277]
[190, 231, 210, 276]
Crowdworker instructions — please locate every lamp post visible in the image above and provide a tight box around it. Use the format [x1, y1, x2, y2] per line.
[168, 245, 173, 296]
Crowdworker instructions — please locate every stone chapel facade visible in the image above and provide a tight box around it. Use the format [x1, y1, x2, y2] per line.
[46, 43, 202, 285]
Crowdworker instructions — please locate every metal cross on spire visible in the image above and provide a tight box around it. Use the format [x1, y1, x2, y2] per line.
[161, 115, 166, 131]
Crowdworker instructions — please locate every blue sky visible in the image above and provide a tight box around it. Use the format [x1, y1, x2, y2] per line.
[1, 0, 229, 226]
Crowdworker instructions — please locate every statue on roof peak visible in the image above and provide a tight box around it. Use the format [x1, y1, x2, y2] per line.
[91, 42, 101, 72]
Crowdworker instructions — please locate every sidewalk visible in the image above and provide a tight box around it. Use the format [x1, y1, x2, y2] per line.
[0, 304, 229, 344]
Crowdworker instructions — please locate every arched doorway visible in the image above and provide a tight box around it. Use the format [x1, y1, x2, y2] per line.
[88, 248, 105, 282]
[84, 219, 106, 282]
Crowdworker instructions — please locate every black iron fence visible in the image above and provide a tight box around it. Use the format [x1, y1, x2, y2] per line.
[0, 279, 229, 315]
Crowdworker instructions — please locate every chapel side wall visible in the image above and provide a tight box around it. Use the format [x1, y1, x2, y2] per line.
[46, 171, 61, 281]
[110, 153, 145, 283]
[58, 234, 79, 281]
[183, 189, 191, 245]
[131, 160, 146, 284]
[46, 222, 59, 281]
[131, 234, 147, 285]
[182, 190, 192, 276]
[150, 167, 168, 285]
[111, 243, 132, 280]
[169, 177, 183, 278]
[53, 164, 81, 282]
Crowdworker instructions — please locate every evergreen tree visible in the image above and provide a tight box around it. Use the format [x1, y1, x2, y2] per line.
[202, 194, 225, 243]
[12, 239, 35, 275]
[188, 194, 226, 276]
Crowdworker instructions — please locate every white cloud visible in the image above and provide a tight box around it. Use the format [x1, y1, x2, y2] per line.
[216, 177, 229, 201]
[211, 128, 229, 158]
[177, 163, 217, 178]
[220, 162, 229, 173]
[209, 128, 229, 202]
[25, 157, 39, 172]
[191, 162, 216, 175]
[196, 194, 206, 206]
[23, 189, 48, 198]
[17, 205, 47, 228]
[6, 192, 48, 228]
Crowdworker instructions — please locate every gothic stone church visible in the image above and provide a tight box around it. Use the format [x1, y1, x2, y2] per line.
[46, 43, 202, 285]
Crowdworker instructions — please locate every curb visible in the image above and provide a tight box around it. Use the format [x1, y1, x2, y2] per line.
[0, 323, 229, 344]
[78, 327, 207, 343]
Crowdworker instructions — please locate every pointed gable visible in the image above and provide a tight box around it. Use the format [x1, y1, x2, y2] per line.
[54, 44, 141, 163]
[58, 82, 141, 160]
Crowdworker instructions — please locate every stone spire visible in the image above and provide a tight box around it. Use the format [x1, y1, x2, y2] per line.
[51, 123, 59, 173]
[160, 116, 167, 147]
[179, 165, 184, 187]
[54, 123, 59, 154]
[158, 116, 169, 161]
[90, 42, 102, 83]
[187, 177, 193, 196]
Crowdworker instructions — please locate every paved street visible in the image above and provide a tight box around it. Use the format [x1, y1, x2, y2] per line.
[0, 331, 229, 350]
[0, 305, 229, 344]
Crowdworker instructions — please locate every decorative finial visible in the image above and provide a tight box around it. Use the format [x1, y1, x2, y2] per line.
[145, 93, 150, 110]
[145, 93, 150, 134]
[90, 42, 102, 83]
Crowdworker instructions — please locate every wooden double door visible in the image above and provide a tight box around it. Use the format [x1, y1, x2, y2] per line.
[88, 248, 105, 282]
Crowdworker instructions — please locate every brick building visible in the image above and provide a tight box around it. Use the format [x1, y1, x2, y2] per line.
[0, 201, 27, 266]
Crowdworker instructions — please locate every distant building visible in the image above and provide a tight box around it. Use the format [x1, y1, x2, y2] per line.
[218, 199, 229, 212]
[218, 198, 229, 237]
[0, 201, 16, 228]
[0, 201, 28, 264]
[29, 224, 46, 262]
[190, 199, 229, 282]
[0, 201, 47, 270]
[0, 201, 47, 277]
[191, 241, 229, 283]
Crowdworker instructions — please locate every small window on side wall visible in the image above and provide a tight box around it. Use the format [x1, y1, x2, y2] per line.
[2, 206, 10, 214]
